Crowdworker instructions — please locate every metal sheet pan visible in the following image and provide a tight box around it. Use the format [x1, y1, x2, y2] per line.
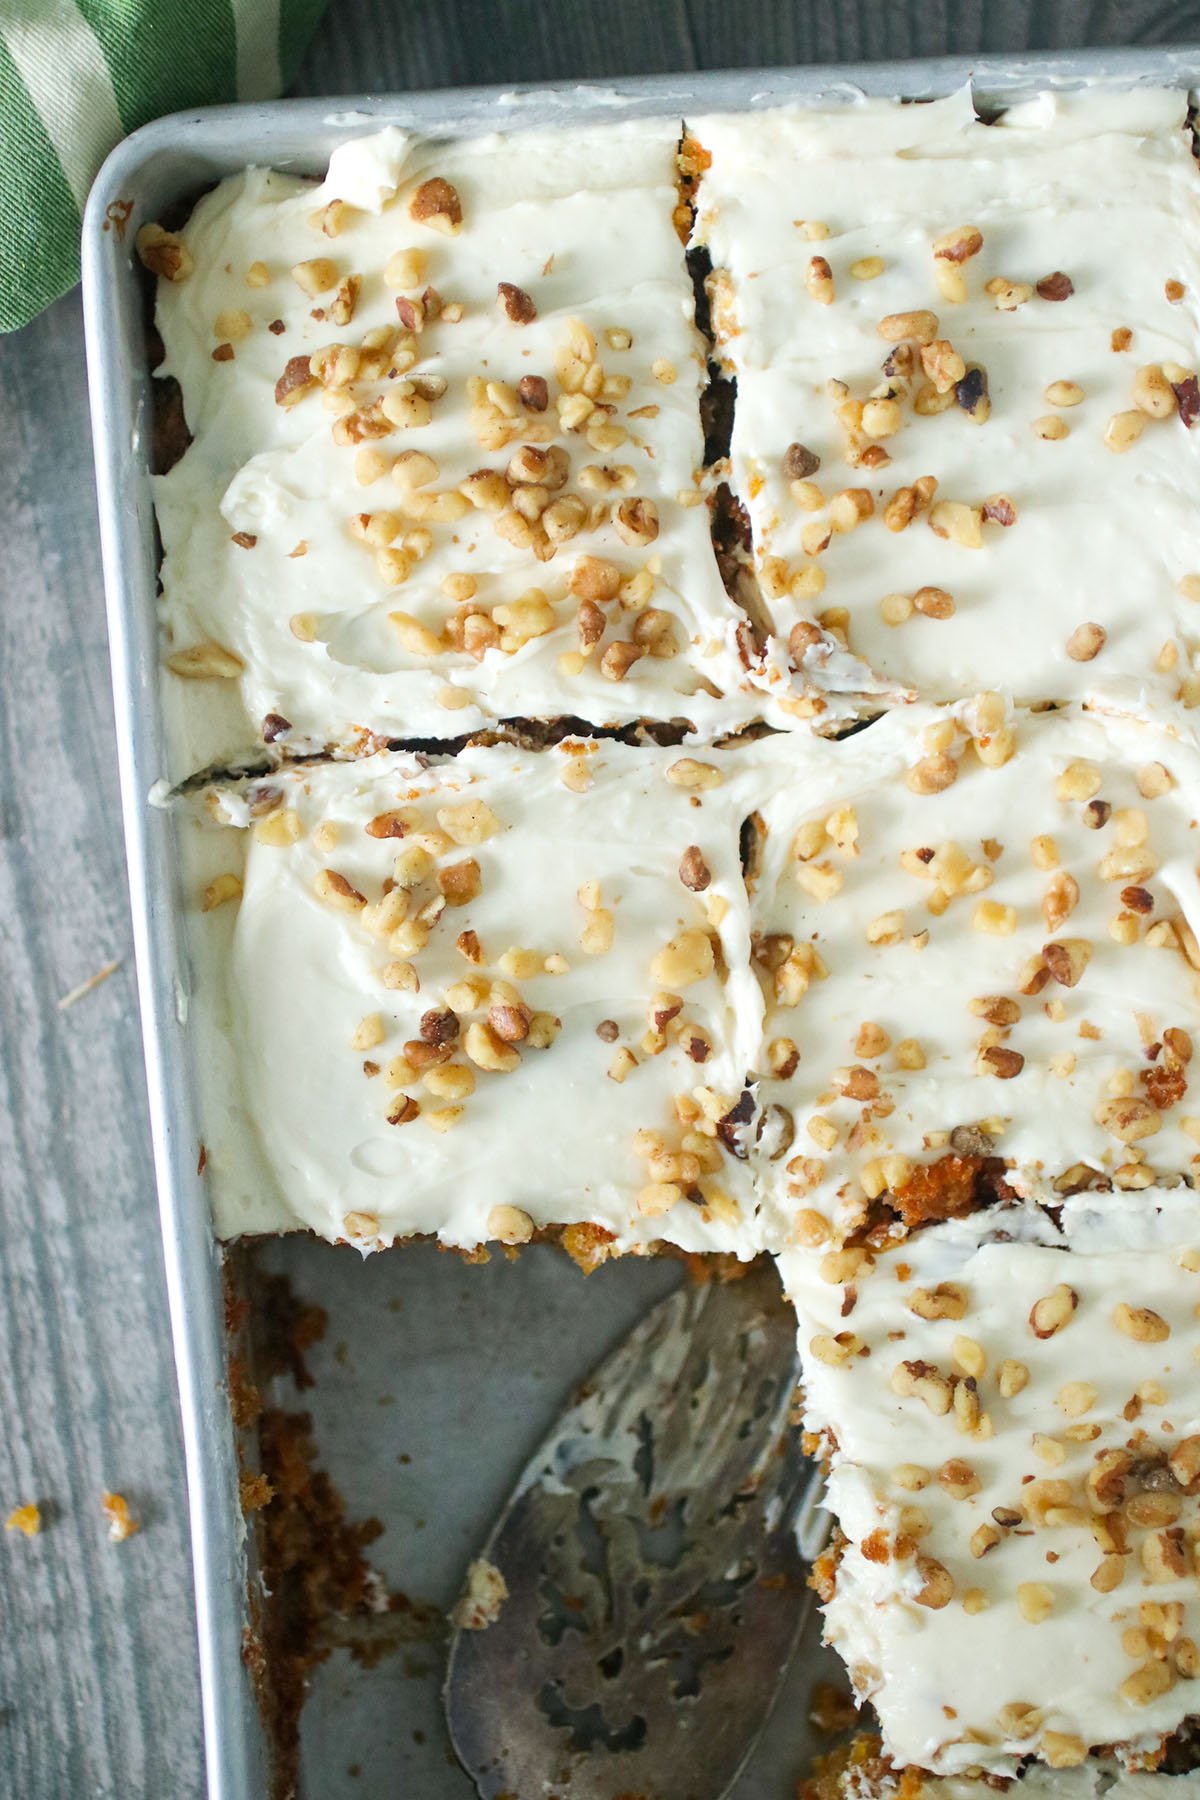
[81, 44, 1200, 1800]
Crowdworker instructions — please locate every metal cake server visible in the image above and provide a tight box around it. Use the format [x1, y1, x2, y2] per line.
[444, 1259, 826, 1800]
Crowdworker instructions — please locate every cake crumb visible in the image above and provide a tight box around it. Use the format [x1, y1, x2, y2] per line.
[57, 958, 121, 1011]
[240, 1471, 276, 1513]
[451, 1557, 509, 1630]
[101, 1491, 140, 1544]
[809, 1678, 857, 1736]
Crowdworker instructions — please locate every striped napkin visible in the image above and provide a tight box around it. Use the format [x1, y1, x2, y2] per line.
[0, 0, 327, 332]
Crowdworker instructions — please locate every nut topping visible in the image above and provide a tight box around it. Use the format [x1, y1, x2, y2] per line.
[1065, 622, 1107, 662]
[497, 282, 537, 323]
[420, 1009, 460, 1046]
[932, 224, 983, 264]
[1029, 1284, 1077, 1338]
[409, 177, 463, 233]
[679, 846, 712, 892]
[1036, 271, 1075, 301]
[877, 310, 938, 346]
[783, 443, 821, 480]
[1112, 1302, 1170, 1342]
[806, 256, 834, 304]
[137, 224, 193, 282]
[954, 366, 989, 421]
[274, 354, 317, 408]
[518, 375, 549, 411]
[982, 1046, 1025, 1079]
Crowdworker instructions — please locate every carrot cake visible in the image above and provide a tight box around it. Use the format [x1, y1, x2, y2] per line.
[691, 88, 1200, 724]
[126, 85, 1200, 1787]
[747, 703, 1200, 1247]
[146, 121, 759, 780]
[183, 739, 760, 1252]
[780, 1188, 1200, 1772]
[801, 1736, 1200, 1800]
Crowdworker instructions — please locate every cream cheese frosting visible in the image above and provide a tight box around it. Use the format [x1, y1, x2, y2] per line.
[747, 703, 1200, 1244]
[779, 1189, 1200, 1772]
[151, 121, 759, 780]
[813, 1743, 1200, 1800]
[182, 739, 763, 1252]
[143, 93, 1200, 1784]
[183, 700, 1200, 1261]
[691, 89, 1200, 724]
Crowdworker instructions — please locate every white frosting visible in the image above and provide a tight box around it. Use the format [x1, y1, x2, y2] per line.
[183, 740, 763, 1251]
[153, 121, 759, 781]
[184, 701, 1200, 1257]
[779, 1189, 1200, 1771]
[322, 127, 413, 212]
[749, 704, 1200, 1243]
[692, 89, 1200, 723]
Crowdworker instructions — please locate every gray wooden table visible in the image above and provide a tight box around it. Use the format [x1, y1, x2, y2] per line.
[2, 1, 1198, 1793]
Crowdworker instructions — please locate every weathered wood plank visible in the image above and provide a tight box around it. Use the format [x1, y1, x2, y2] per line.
[0, 291, 202, 1797]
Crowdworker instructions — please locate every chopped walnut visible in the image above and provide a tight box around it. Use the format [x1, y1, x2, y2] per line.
[497, 281, 536, 323]
[274, 354, 317, 408]
[136, 223, 193, 282]
[679, 846, 711, 892]
[518, 375, 549, 411]
[409, 178, 463, 233]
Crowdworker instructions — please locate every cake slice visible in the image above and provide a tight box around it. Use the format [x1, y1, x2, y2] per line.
[746, 703, 1200, 1246]
[183, 739, 762, 1254]
[691, 88, 1200, 724]
[778, 1188, 1200, 1773]
[801, 1734, 1200, 1800]
[147, 120, 758, 780]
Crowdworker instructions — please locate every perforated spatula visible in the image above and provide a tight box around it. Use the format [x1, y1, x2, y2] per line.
[444, 1258, 826, 1800]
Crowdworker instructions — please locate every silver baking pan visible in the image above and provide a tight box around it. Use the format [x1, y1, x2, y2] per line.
[81, 44, 1200, 1800]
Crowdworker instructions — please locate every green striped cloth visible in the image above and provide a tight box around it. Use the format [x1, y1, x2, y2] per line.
[0, 0, 327, 332]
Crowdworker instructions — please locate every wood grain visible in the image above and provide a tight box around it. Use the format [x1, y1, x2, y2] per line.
[0, 298, 201, 1795]
[2, 1, 1199, 1792]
